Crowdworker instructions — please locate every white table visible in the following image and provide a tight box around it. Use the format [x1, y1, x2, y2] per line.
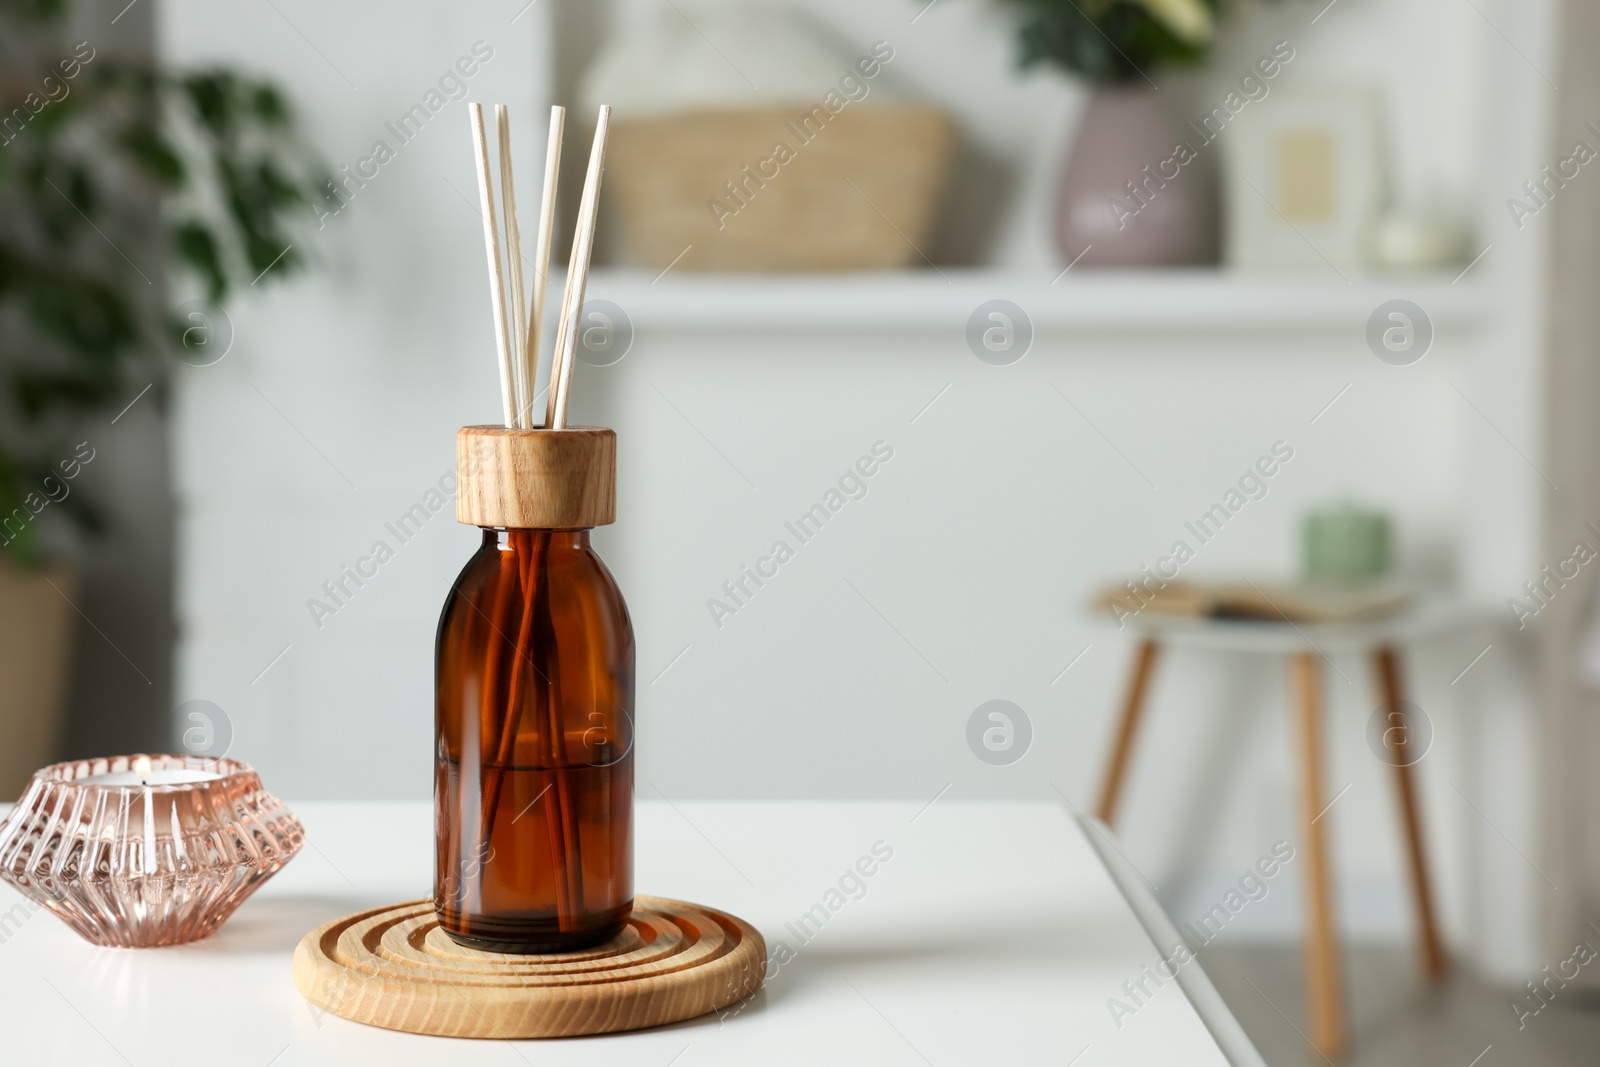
[0, 800, 1264, 1065]
[1110, 595, 1487, 654]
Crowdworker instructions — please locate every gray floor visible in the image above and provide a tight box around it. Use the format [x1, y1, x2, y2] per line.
[1200, 943, 1600, 1066]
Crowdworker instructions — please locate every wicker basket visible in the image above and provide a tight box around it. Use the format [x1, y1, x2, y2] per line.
[606, 104, 956, 272]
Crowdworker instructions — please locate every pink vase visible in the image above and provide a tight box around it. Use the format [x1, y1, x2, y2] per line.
[1055, 85, 1219, 268]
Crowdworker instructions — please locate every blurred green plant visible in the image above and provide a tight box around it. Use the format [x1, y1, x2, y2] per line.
[1004, 0, 1223, 83]
[0, 0, 328, 562]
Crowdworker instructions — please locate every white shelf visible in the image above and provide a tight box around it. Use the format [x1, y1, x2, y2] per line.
[582, 268, 1492, 335]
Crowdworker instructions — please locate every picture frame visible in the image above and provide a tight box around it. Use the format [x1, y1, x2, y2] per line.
[1224, 86, 1384, 274]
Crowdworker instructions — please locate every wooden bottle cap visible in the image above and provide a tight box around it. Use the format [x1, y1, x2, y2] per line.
[455, 425, 616, 529]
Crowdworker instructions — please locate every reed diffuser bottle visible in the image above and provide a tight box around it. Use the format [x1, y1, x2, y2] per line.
[439, 98, 622, 951]
[435, 426, 634, 952]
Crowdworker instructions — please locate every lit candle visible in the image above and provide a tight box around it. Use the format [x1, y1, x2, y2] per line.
[78, 754, 221, 787]
[78, 768, 222, 786]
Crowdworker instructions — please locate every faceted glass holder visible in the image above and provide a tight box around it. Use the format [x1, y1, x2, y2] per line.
[0, 754, 304, 947]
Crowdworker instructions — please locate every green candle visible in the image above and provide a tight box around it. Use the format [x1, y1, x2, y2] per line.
[1303, 504, 1389, 584]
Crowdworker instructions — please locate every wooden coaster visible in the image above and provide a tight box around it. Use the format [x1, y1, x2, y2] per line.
[292, 897, 765, 1039]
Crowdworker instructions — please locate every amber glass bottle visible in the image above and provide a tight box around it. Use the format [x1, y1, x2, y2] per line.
[435, 426, 633, 952]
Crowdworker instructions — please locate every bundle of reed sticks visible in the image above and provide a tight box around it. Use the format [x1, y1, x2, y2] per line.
[462, 102, 612, 932]
[468, 101, 611, 431]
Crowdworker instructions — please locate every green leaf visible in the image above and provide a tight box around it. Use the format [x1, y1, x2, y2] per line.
[12, 367, 121, 418]
[251, 84, 288, 126]
[0, 0, 66, 26]
[258, 159, 304, 207]
[173, 221, 227, 301]
[182, 71, 235, 142]
[1007, 0, 1216, 81]
[21, 268, 137, 366]
[120, 124, 186, 186]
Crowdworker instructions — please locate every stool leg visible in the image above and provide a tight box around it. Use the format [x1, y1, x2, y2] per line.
[1291, 651, 1347, 1061]
[1372, 645, 1449, 982]
[1095, 639, 1161, 827]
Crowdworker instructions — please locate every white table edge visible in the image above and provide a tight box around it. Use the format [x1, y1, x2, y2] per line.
[1076, 812, 1269, 1067]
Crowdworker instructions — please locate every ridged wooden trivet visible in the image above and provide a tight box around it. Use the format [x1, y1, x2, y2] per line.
[292, 897, 766, 1038]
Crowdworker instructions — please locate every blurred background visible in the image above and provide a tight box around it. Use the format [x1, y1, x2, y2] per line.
[3, 0, 1598, 1061]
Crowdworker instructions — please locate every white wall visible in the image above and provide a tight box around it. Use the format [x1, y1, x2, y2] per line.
[166, 0, 1555, 977]
[570, 274, 1519, 970]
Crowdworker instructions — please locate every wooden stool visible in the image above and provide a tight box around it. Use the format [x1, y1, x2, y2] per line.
[1094, 611, 1462, 1061]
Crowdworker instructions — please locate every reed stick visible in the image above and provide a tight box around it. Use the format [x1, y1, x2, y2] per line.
[468, 103, 516, 429]
[522, 106, 565, 429]
[547, 105, 612, 431]
[532, 548, 585, 925]
[479, 532, 574, 923]
[495, 105, 530, 429]
[462, 546, 516, 932]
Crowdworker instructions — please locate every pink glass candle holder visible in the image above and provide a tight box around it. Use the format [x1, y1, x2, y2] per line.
[0, 754, 303, 947]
